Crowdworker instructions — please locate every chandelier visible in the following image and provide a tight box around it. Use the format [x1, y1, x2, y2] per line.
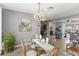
[34, 3, 46, 21]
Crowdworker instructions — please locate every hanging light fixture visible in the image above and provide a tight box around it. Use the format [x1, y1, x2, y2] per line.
[34, 3, 46, 21]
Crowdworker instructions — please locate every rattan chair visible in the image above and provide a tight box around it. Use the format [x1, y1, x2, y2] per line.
[20, 40, 37, 56]
[20, 40, 28, 56]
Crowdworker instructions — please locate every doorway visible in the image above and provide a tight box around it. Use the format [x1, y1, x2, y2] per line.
[40, 21, 47, 38]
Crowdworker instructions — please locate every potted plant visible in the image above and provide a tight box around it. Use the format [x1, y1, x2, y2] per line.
[3, 33, 16, 53]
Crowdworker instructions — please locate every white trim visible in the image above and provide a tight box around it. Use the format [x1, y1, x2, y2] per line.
[0, 6, 2, 55]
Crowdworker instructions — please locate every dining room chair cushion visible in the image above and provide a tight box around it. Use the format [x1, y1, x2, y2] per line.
[26, 50, 37, 56]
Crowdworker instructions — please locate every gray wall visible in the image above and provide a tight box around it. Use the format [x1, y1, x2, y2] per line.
[2, 9, 40, 44]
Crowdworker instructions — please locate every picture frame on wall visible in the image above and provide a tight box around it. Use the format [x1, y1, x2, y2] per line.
[19, 19, 32, 32]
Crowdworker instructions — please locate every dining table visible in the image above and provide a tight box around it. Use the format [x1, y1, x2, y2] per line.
[32, 39, 54, 53]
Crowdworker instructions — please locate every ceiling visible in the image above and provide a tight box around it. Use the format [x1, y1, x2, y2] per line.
[0, 3, 79, 20]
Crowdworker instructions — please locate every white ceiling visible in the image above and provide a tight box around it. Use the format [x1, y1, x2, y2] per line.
[0, 3, 79, 20]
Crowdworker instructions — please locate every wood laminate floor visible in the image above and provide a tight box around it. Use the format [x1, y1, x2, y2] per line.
[49, 38, 72, 56]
